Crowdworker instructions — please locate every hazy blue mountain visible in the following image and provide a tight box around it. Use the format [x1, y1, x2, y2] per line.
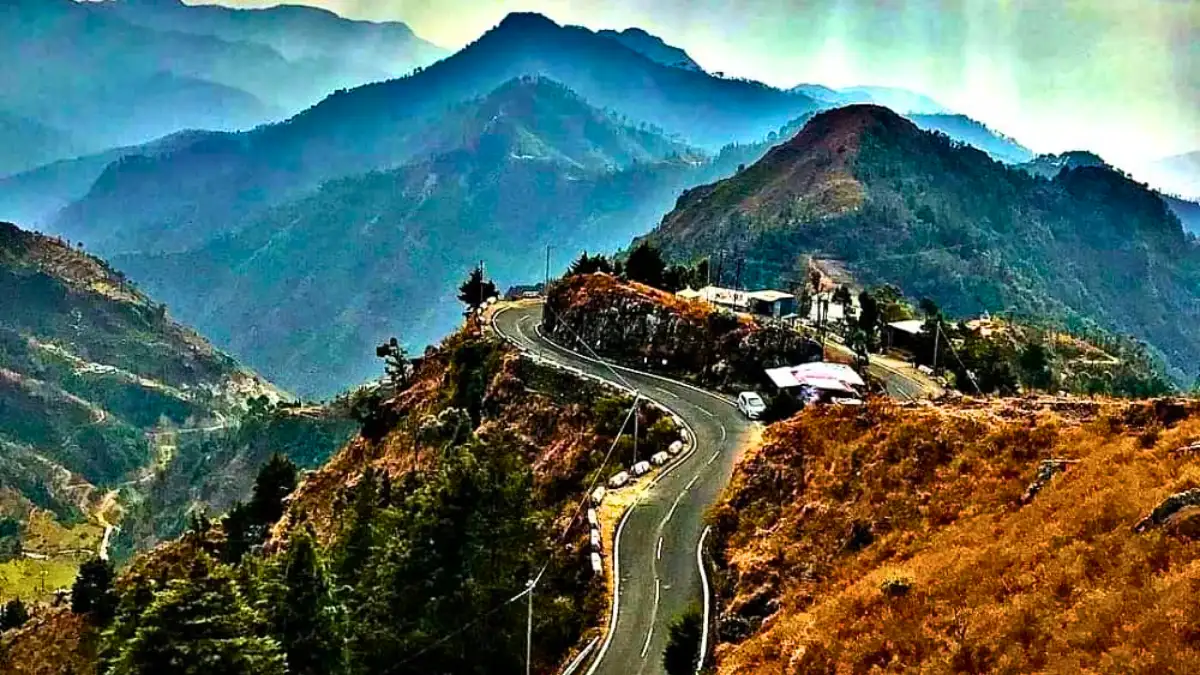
[99, 0, 446, 89]
[597, 27, 704, 71]
[3, 0, 292, 149]
[645, 105, 1200, 383]
[909, 114, 1034, 163]
[0, 111, 81, 179]
[1017, 151, 1200, 235]
[1018, 150, 1109, 178]
[1142, 151, 1200, 200]
[792, 84, 949, 114]
[1164, 195, 1200, 236]
[53, 12, 818, 257]
[111, 78, 725, 396]
[0, 131, 217, 229]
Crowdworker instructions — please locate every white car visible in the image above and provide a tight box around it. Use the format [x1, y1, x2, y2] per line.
[631, 461, 652, 477]
[737, 392, 767, 420]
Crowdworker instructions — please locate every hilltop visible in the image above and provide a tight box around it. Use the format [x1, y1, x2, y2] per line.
[644, 104, 1200, 384]
[710, 397, 1200, 672]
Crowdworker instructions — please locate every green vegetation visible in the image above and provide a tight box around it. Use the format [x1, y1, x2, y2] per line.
[663, 606, 704, 675]
[647, 105, 1200, 387]
[0, 598, 28, 632]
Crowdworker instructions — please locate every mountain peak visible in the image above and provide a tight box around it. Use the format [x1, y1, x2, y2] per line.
[597, 27, 704, 72]
[493, 11, 561, 33]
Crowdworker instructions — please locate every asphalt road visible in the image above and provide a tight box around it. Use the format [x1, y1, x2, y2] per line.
[493, 303, 753, 675]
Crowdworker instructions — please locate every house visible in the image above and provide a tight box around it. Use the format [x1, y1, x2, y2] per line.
[806, 290, 860, 325]
[677, 286, 795, 319]
[884, 319, 926, 352]
[504, 283, 544, 300]
[765, 362, 866, 405]
[746, 290, 796, 319]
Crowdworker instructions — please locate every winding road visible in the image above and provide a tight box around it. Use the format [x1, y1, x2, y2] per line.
[494, 303, 753, 675]
[494, 302, 933, 674]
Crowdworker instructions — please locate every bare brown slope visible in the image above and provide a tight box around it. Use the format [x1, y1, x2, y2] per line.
[710, 398, 1200, 673]
[650, 105, 911, 255]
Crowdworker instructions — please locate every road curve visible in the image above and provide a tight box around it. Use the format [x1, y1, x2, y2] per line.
[493, 303, 753, 675]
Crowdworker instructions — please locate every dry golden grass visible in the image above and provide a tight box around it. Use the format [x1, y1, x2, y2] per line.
[712, 398, 1200, 674]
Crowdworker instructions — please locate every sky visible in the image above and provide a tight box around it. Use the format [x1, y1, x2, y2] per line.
[192, 0, 1197, 172]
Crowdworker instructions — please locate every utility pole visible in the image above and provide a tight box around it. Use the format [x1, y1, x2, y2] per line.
[734, 258, 744, 291]
[714, 251, 725, 288]
[544, 245, 552, 293]
[633, 395, 639, 464]
[526, 578, 534, 675]
[932, 320, 941, 375]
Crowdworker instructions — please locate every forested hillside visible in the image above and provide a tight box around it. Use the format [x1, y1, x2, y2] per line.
[1, 327, 682, 674]
[646, 105, 1200, 384]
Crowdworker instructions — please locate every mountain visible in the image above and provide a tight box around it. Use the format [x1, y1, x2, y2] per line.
[51, 11, 817, 254]
[1018, 150, 1109, 178]
[1018, 152, 1200, 236]
[597, 27, 704, 71]
[908, 113, 1034, 163]
[1164, 194, 1200, 236]
[792, 84, 950, 114]
[1141, 151, 1200, 200]
[2, 0, 446, 156]
[109, 77, 719, 396]
[0, 111, 81, 179]
[0, 131, 216, 229]
[644, 104, 1200, 384]
[0, 220, 279, 520]
[99, 0, 447, 88]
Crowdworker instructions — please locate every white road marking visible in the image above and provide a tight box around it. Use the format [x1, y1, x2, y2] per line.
[641, 578, 661, 658]
[660, 488, 689, 529]
[654, 386, 680, 399]
[696, 527, 713, 673]
[685, 475, 700, 491]
[657, 537, 663, 561]
[706, 451, 720, 466]
[692, 404, 716, 418]
[719, 423, 727, 442]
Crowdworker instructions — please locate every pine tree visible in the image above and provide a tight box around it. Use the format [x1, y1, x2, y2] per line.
[458, 267, 497, 312]
[72, 557, 117, 625]
[0, 598, 29, 631]
[268, 527, 345, 675]
[107, 555, 285, 675]
[662, 606, 703, 675]
[625, 243, 667, 289]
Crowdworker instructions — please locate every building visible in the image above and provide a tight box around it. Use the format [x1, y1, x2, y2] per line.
[504, 283, 544, 300]
[883, 319, 926, 353]
[765, 362, 866, 405]
[806, 290, 860, 325]
[677, 286, 795, 319]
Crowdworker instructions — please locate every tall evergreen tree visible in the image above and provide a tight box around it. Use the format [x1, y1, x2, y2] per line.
[458, 267, 498, 312]
[625, 243, 667, 289]
[662, 607, 703, 675]
[1, 598, 29, 631]
[72, 557, 117, 625]
[107, 555, 285, 675]
[267, 527, 344, 675]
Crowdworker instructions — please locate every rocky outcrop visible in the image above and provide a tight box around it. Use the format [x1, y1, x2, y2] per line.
[1134, 489, 1200, 533]
[1020, 459, 1077, 504]
[544, 273, 818, 391]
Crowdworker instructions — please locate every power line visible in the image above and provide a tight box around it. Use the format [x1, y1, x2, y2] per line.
[382, 396, 641, 674]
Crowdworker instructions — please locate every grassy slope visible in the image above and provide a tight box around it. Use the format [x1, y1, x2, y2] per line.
[711, 398, 1200, 673]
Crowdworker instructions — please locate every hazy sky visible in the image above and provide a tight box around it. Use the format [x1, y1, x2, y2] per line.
[193, 0, 1197, 169]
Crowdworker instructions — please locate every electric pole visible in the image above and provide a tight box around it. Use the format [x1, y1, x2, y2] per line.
[544, 245, 552, 293]
[932, 320, 941, 375]
[633, 395, 639, 465]
[734, 258, 744, 291]
[526, 578, 534, 675]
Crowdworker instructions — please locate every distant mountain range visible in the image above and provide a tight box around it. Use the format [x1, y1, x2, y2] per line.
[598, 27, 704, 72]
[792, 84, 950, 115]
[1141, 151, 1200, 200]
[8, 10, 1188, 398]
[110, 77, 733, 396]
[644, 104, 1200, 384]
[0, 0, 444, 173]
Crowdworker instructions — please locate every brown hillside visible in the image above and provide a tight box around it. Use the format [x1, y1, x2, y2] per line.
[652, 105, 910, 250]
[710, 397, 1200, 673]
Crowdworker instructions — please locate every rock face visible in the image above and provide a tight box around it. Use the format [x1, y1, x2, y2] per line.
[1134, 489, 1200, 533]
[543, 273, 819, 391]
[1165, 506, 1200, 540]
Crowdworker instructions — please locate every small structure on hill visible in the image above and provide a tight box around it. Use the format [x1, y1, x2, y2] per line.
[677, 285, 795, 319]
[765, 362, 866, 405]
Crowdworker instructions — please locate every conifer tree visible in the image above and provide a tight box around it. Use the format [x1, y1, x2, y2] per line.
[268, 527, 345, 675]
[0, 598, 28, 631]
[107, 555, 285, 675]
[72, 557, 117, 625]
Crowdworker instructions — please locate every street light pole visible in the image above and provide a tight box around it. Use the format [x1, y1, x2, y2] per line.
[526, 578, 534, 675]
